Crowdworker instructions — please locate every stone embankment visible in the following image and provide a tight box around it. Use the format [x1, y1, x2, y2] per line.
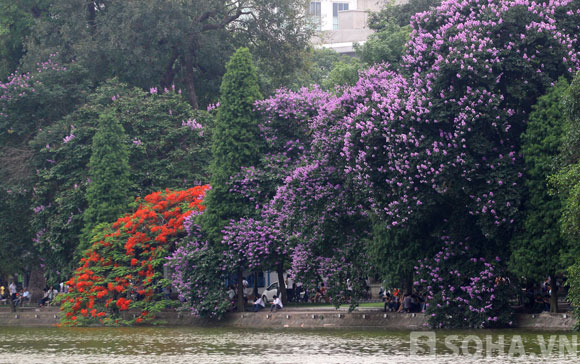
[0, 306, 576, 330]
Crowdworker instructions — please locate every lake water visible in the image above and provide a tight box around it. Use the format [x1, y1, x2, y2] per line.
[0, 326, 578, 363]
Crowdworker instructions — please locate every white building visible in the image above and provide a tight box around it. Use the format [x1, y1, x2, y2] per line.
[309, 0, 390, 54]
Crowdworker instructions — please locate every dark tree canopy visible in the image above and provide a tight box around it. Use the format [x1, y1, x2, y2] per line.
[22, 0, 313, 108]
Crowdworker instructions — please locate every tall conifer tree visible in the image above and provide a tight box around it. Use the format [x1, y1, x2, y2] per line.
[199, 48, 263, 312]
[200, 47, 263, 243]
[81, 111, 131, 252]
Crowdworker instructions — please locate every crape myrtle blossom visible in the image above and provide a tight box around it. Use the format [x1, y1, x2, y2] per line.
[167, 0, 580, 319]
[414, 236, 512, 329]
[0, 54, 67, 133]
[222, 215, 286, 272]
[166, 212, 231, 319]
[263, 155, 372, 307]
[340, 0, 580, 239]
[224, 84, 373, 307]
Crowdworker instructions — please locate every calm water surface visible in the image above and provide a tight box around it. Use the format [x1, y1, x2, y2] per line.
[0, 326, 578, 363]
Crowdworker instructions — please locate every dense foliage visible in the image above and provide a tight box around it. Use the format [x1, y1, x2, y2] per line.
[61, 186, 209, 326]
[21, 0, 313, 108]
[166, 215, 230, 319]
[199, 48, 263, 243]
[30, 81, 212, 282]
[0, 0, 50, 80]
[510, 79, 570, 312]
[415, 236, 512, 328]
[551, 73, 580, 321]
[3, 0, 580, 329]
[82, 111, 132, 249]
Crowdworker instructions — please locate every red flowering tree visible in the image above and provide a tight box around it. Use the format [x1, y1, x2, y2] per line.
[60, 185, 209, 326]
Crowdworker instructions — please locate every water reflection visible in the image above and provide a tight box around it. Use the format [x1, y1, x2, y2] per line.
[0, 327, 577, 363]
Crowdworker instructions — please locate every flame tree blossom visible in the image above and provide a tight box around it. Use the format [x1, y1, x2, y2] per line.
[60, 186, 209, 326]
[414, 236, 513, 329]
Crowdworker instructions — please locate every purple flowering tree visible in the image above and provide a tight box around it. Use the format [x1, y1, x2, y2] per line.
[342, 0, 580, 237]
[222, 85, 374, 307]
[168, 0, 580, 321]
[166, 213, 230, 319]
[336, 0, 580, 307]
[415, 236, 512, 328]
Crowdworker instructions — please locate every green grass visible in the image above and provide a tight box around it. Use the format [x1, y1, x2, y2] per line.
[357, 302, 384, 308]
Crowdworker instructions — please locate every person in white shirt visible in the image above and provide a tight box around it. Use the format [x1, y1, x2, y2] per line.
[8, 282, 17, 301]
[252, 296, 266, 312]
[22, 289, 31, 305]
[270, 295, 283, 312]
[226, 286, 235, 301]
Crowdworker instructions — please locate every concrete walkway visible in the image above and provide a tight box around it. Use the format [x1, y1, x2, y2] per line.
[0, 306, 575, 330]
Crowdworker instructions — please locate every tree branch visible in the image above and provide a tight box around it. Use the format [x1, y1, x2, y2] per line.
[201, 9, 249, 32]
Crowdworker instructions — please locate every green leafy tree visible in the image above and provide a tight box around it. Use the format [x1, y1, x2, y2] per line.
[288, 48, 363, 91]
[29, 80, 212, 282]
[200, 47, 263, 242]
[81, 111, 132, 251]
[551, 74, 580, 241]
[199, 47, 263, 311]
[0, 56, 90, 287]
[0, 188, 34, 288]
[0, 0, 50, 80]
[23, 0, 313, 108]
[355, 17, 410, 67]
[322, 58, 363, 90]
[551, 73, 580, 320]
[369, 0, 441, 28]
[510, 79, 570, 312]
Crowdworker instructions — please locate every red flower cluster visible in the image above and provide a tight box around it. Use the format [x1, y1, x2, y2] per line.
[61, 185, 209, 325]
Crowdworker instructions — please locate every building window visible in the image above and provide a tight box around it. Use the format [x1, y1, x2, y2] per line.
[333, 3, 349, 30]
[309, 2, 321, 30]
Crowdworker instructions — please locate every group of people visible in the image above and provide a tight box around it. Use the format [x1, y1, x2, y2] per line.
[523, 277, 560, 313]
[38, 286, 60, 307]
[0, 282, 31, 306]
[0, 281, 67, 308]
[381, 288, 426, 313]
[251, 295, 283, 312]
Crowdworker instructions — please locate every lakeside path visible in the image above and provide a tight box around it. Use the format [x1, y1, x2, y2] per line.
[0, 306, 575, 330]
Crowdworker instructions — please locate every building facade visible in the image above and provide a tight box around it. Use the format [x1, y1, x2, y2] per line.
[309, 0, 391, 54]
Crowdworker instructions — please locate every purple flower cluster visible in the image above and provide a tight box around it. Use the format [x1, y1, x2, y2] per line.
[415, 236, 511, 328]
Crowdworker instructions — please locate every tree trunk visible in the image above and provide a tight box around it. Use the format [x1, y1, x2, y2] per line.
[87, 1, 97, 34]
[28, 266, 46, 303]
[253, 271, 259, 300]
[8, 294, 16, 312]
[404, 273, 414, 295]
[237, 269, 245, 312]
[277, 265, 287, 305]
[182, 54, 199, 109]
[160, 48, 180, 89]
[550, 274, 559, 313]
[4, 275, 16, 312]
